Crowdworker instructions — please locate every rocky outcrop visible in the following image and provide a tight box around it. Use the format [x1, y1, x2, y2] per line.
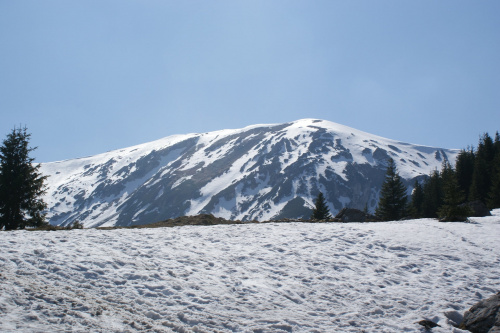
[335, 208, 377, 222]
[417, 320, 440, 329]
[460, 292, 500, 333]
[461, 201, 492, 217]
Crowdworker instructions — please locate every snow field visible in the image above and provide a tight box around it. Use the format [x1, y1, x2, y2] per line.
[1, 212, 499, 332]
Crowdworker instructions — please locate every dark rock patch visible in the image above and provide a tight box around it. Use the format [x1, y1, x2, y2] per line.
[461, 201, 492, 217]
[335, 208, 377, 222]
[417, 320, 440, 329]
[460, 292, 500, 333]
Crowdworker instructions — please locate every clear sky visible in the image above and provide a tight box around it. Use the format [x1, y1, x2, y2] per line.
[1, 1, 499, 163]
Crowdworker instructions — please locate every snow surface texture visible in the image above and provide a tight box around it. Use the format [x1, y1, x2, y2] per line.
[1, 211, 499, 332]
[40, 119, 459, 227]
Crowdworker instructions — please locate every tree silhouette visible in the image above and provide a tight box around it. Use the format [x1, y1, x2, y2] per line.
[0, 127, 48, 230]
[438, 161, 471, 221]
[410, 180, 424, 218]
[375, 158, 408, 221]
[311, 192, 331, 220]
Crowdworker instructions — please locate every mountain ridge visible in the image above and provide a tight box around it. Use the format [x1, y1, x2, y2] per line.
[40, 119, 459, 227]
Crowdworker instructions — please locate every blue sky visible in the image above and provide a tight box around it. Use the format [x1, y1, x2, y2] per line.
[1, 1, 499, 163]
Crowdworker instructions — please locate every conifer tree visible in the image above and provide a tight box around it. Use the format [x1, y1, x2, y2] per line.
[421, 164, 449, 218]
[469, 133, 495, 202]
[455, 147, 475, 200]
[410, 180, 424, 218]
[439, 160, 454, 185]
[311, 192, 331, 220]
[494, 131, 500, 154]
[487, 153, 500, 209]
[489, 132, 500, 208]
[375, 158, 408, 221]
[0, 127, 48, 230]
[438, 161, 471, 221]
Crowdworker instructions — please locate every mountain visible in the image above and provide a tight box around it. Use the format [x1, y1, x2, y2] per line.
[40, 119, 459, 227]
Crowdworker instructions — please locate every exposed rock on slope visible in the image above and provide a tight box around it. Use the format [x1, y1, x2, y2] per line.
[460, 293, 500, 333]
[40, 119, 459, 227]
[335, 208, 376, 222]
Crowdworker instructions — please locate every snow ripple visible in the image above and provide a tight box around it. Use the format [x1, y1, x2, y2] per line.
[1, 214, 499, 332]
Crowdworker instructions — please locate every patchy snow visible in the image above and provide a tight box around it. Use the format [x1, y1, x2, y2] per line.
[1, 211, 499, 332]
[39, 119, 459, 227]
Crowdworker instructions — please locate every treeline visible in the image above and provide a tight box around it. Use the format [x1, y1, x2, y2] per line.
[301, 132, 500, 223]
[409, 132, 500, 221]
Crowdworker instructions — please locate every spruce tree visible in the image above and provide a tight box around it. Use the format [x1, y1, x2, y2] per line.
[438, 161, 471, 221]
[0, 127, 48, 230]
[487, 153, 500, 209]
[421, 163, 450, 218]
[410, 180, 424, 218]
[311, 192, 331, 220]
[469, 133, 495, 202]
[375, 158, 408, 221]
[489, 132, 500, 208]
[455, 147, 475, 200]
[494, 131, 500, 154]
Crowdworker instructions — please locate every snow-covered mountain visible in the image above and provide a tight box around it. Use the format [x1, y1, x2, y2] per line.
[40, 119, 459, 227]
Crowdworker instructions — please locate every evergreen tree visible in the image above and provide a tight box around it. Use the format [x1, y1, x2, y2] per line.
[311, 192, 331, 220]
[469, 133, 495, 202]
[481, 132, 496, 163]
[421, 169, 443, 218]
[0, 127, 48, 230]
[494, 131, 500, 154]
[375, 158, 408, 221]
[438, 161, 471, 221]
[487, 153, 500, 209]
[410, 180, 424, 218]
[455, 147, 475, 200]
[469, 158, 488, 202]
[439, 160, 454, 186]
[489, 132, 500, 208]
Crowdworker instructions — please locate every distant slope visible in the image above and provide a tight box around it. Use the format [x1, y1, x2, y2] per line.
[40, 119, 459, 227]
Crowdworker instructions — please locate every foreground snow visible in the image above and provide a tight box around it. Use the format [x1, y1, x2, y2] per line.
[1, 212, 499, 332]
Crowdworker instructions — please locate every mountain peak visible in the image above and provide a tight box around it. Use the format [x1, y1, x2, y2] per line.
[40, 119, 458, 227]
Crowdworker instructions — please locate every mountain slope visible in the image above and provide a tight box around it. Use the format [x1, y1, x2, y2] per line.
[40, 119, 459, 227]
